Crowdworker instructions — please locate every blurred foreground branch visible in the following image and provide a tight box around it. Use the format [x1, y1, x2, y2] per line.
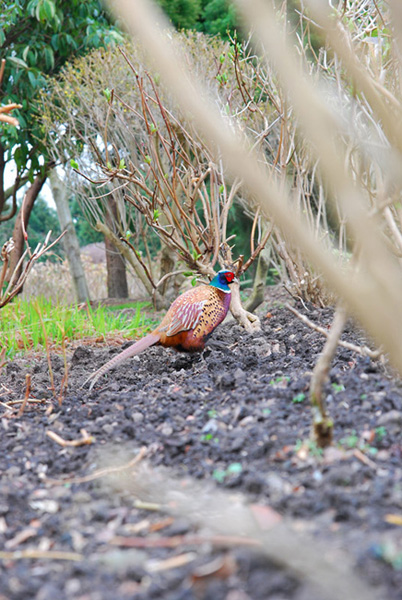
[96, 449, 379, 600]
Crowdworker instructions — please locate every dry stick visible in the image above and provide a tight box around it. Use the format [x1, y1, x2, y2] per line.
[110, 533, 261, 550]
[309, 303, 348, 447]
[45, 446, 147, 486]
[57, 331, 68, 406]
[0, 550, 82, 561]
[285, 303, 382, 359]
[241, 224, 273, 274]
[250, 207, 260, 256]
[6, 399, 46, 406]
[0, 231, 65, 309]
[46, 429, 94, 448]
[0, 58, 5, 88]
[17, 374, 31, 417]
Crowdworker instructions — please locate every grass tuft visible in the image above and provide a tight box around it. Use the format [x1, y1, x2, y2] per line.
[0, 297, 158, 358]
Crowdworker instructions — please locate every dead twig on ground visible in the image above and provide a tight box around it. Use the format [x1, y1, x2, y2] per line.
[110, 533, 262, 549]
[46, 429, 94, 448]
[17, 374, 31, 417]
[285, 304, 382, 359]
[0, 550, 83, 561]
[45, 446, 147, 485]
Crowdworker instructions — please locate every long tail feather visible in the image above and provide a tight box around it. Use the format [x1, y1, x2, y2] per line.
[83, 333, 160, 390]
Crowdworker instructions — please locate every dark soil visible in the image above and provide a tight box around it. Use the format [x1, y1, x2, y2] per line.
[1, 295, 402, 600]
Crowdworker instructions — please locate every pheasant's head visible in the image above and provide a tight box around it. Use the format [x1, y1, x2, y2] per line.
[210, 270, 237, 293]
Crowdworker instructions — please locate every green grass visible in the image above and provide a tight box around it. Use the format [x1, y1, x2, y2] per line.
[0, 297, 158, 358]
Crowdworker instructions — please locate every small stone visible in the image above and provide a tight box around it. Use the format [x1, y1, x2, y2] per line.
[202, 419, 219, 433]
[161, 423, 173, 436]
[234, 367, 246, 382]
[64, 579, 81, 595]
[239, 416, 255, 427]
[377, 410, 402, 427]
[102, 423, 116, 435]
[131, 412, 144, 424]
[72, 491, 92, 504]
[6, 466, 21, 477]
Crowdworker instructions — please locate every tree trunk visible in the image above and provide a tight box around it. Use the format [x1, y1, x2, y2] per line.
[94, 221, 166, 308]
[6, 170, 48, 285]
[49, 170, 90, 303]
[104, 196, 128, 299]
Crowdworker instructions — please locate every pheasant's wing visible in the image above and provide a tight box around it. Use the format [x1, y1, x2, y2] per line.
[164, 299, 207, 336]
[158, 286, 209, 337]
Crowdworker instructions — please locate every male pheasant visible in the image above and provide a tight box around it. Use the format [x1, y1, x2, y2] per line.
[84, 269, 236, 389]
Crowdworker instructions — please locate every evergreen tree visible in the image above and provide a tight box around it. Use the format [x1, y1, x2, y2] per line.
[198, 0, 237, 38]
[157, 0, 201, 29]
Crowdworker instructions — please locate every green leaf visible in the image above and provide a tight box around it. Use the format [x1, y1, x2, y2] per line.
[118, 158, 126, 170]
[28, 70, 37, 88]
[292, 393, 305, 404]
[70, 159, 79, 169]
[27, 0, 38, 18]
[8, 56, 28, 69]
[144, 155, 151, 164]
[51, 34, 59, 50]
[22, 46, 31, 63]
[43, 0, 56, 20]
[103, 88, 111, 102]
[44, 47, 55, 70]
[212, 469, 226, 483]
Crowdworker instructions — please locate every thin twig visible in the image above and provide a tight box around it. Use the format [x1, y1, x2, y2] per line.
[110, 533, 262, 549]
[285, 303, 382, 359]
[0, 550, 83, 561]
[46, 429, 94, 448]
[17, 374, 31, 417]
[45, 446, 147, 485]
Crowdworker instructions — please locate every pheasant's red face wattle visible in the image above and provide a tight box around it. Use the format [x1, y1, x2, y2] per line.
[224, 272, 235, 283]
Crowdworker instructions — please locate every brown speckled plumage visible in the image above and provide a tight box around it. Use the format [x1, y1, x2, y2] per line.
[84, 270, 235, 389]
[157, 284, 231, 351]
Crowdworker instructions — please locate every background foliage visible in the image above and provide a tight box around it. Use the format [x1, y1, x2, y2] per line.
[0, 0, 123, 219]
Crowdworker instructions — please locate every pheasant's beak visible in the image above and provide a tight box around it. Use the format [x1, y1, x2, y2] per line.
[232, 276, 239, 284]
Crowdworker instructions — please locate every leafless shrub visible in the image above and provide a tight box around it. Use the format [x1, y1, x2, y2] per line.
[0, 221, 63, 310]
